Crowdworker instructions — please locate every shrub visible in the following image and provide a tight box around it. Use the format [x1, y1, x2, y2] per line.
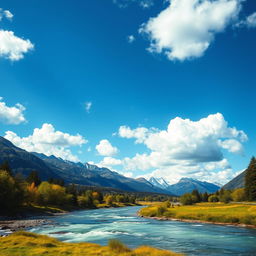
[232, 188, 246, 202]
[180, 193, 196, 205]
[108, 239, 131, 253]
[157, 205, 167, 216]
[219, 191, 232, 203]
[208, 195, 219, 202]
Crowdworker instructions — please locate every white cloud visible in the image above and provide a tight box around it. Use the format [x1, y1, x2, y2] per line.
[139, 0, 241, 61]
[246, 12, 256, 28]
[118, 125, 152, 143]
[219, 139, 244, 154]
[99, 156, 122, 167]
[121, 171, 133, 178]
[127, 35, 135, 43]
[0, 9, 33, 61]
[116, 113, 247, 185]
[0, 30, 34, 61]
[4, 10, 13, 20]
[96, 139, 118, 156]
[4, 123, 87, 162]
[139, 0, 154, 9]
[0, 9, 13, 21]
[0, 98, 26, 124]
[113, 0, 154, 9]
[85, 102, 92, 113]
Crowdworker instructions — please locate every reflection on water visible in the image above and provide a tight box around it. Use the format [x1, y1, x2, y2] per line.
[29, 206, 256, 256]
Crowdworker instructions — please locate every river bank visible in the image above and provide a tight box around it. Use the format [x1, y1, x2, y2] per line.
[138, 214, 256, 229]
[8, 205, 256, 255]
[138, 202, 256, 229]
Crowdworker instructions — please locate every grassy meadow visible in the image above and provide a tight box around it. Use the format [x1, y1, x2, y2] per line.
[0, 231, 183, 256]
[139, 202, 256, 226]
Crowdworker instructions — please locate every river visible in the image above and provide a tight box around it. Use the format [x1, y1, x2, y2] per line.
[29, 206, 256, 256]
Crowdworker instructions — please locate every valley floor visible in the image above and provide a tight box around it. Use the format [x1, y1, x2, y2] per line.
[139, 202, 256, 228]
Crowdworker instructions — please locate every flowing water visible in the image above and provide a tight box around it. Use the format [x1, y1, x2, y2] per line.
[29, 206, 256, 255]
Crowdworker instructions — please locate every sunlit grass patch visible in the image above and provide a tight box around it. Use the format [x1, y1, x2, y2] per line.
[139, 203, 256, 226]
[0, 231, 183, 256]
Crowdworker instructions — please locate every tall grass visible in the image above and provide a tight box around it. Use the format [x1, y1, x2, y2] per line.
[108, 239, 131, 253]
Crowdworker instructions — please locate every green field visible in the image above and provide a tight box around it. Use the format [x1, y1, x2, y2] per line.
[0, 231, 183, 256]
[139, 202, 256, 226]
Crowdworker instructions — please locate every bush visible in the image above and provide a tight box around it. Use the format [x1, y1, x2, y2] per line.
[219, 191, 232, 204]
[232, 188, 246, 202]
[108, 239, 131, 253]
[180, 193, 196, 205]
[208, 195, 219, 202]
[157, 205, 167, 216]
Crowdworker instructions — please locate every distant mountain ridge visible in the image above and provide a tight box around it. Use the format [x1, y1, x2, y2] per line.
[147, 176, 220, 196]
[0, 136, 173, 195]
[166, 177, 220, 196]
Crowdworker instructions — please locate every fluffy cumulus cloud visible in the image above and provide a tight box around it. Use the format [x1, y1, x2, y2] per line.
[139, 0, 241, 61]
[4, 123, 87, 162]
[114, 113, 247, 184]
[0, 97, 26, 124]
[0, 9, 34, 61]
[0, 30, 34, 61]
[96, 139, 118, 156]
[99, 156, 122, 166]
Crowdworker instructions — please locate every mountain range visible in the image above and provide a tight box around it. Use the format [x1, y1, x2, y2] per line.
[0, 136, 172, 195]
[165, 178, 220, 196]
[146, 177, 220, 195]
[0, 136, 222, 196]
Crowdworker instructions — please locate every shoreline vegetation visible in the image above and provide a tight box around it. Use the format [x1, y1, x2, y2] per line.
[138, 202, 256, 228]
[0, 231, 183, 256]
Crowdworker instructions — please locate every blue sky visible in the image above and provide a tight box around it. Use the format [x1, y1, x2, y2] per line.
[0, 0, 255, 184]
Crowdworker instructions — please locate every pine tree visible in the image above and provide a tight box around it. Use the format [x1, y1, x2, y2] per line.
[245, 157, 256, 201]
[0, 161, 12, 176]
[191, 189, 201, 202]
[26, 171, 41, 186]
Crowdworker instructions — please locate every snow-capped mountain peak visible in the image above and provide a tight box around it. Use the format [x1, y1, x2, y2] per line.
[148, 177, 170, 189]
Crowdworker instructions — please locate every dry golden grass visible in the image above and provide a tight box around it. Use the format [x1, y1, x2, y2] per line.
[0, 231, 183, 256]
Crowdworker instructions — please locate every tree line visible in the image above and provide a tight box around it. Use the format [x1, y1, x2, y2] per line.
[0, 162, 138, 215]
[180, 156, 256, 205]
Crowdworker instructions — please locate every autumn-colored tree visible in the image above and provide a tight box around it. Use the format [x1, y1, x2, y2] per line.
[232, 188, 245, 202]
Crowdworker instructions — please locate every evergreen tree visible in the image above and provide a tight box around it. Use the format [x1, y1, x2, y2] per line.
[202, 192, 209, 202]
[0, 161, 12, 176]
[26, 171, 41, 186]
[191, 189, 201, 202]
[245, 157, 256, 201]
